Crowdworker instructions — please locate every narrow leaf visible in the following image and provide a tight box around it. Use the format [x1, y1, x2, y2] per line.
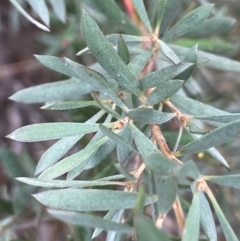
[157, 177, 177, 215]
[180, 119, 240, 155]
[205, 174, 240, 189]
[126, 108, 175, 125]
[130, 125, 178, 175]
[49, 0, 66, 23]
[26, 0, 49, 26]
[33, 189, 157, 211]
[41, 100, 98, 110]
[146, 80, 184, 105]
[159, 0, 183, 37]
[38, 137, 108, 180]
[160, 40, 180, 64]
[164, 4, 214, 42]
[132, 0, 152, 33]
[82, 10, 142, 97]
[193, 114, 240, 124]
[9, 78, 92, 104]
[199, 192, 217, 241]
[9, 0, 50, 31]
[7, 123, 101, 142]
[118, 35, 130, 64]
[35, 110, 105, 175]
[16, 177, 126, 188]
[139, 62, 193, 90]
[48, 210, 134, 233]
[34, 55, 128, 111]
[208, 193, 238, 241]
[182, 192, 200, 241]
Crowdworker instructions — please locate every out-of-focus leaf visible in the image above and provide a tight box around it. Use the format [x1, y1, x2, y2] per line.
[126, 108, 175, 125]
[26, 0, 49, 26]
[174, 161, 200, 185]
[130, 125, 178, 175]
[157, 177, 177, 215]
[136, 214, 171, 241]
[0, 147, 27, 181]
[114, 162, 136, 181]
[208, 193, 238, 241]
[41, 100, 98, 110]
[159, 0, 183, 37]
[33, 189, 157, 211]
[93, 0, 139, 35]
[174, 45, 198, 81]
[170, 95, 228, 116]
[34, 55, 128, 111]
[139, 62, 193, 90]
[9, 78, 91, 104]
[48, 209, 134, 233]
[159, 40, 180, 64]
[146, 80, 184, 105]
[49, 0, 66, 23]
[164, 4, 214, 42]
[7, 123, 102, 142]
[118, 35, 130, 64]
[170, 44, 240, 72]
[128, 51, 152, 77]
[193, 114, 240, 124]
[199, 192, 217, 241]
[155, 0, 168, 32]
[16, 177, 126, 188]
[205, 174, 240, 189]
[9, 0, 49, 31]
[132, 0, 152, 33]
[179, 119, 240, 155]
[82, 10, 142, 97]
[182, 192, 200, 241]
[35, 110, 105, 175]
[38, 137, 108, 180]
[184, 17, 235, 38]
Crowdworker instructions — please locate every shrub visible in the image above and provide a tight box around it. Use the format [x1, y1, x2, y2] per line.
[6, 0, 240, 240]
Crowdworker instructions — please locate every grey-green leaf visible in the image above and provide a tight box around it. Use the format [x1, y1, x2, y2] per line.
[146, 80, 184, 105]
[180, 119, 240, 155]
[160, 40, 180, 64]
[182, 192, 200, 241]
[205, 174, 240, 189]
[199, 192, 217, 241]
[48, 209, 134, 233]
[132, 0, 152, 33]
[139, 62, 193, 90]
[16, 177, 126, 188]
[159, 0, 183, 37]
[49, 0, 66, 23]
[34, 55, 127, 110]
[136, 215, 172, 241]
[126, 108, 175, 125]
[33, 189, 157, 211]
[38, 137, 108, 180]
[208, 194, 238, 241]
[26, 0, 49, 26]
[35, 110, 105, 175]
[7, 123, 101, 142]
[82, 10, 142, 97]
[118, 35, 130, 64]
[184, 17, 235, 38]
[41, 100, 98, 110]
[9, 78, 92, 104]
[193, 114, 240, 124]
[157, 177, 177, 215]
[130, 125, 178, 175]
[164, 4, 214, 42]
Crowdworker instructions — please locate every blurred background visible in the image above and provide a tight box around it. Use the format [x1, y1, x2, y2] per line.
[1, 0, 240, 240]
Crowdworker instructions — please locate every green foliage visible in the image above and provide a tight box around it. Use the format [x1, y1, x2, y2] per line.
[5, 0, 240, 240]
